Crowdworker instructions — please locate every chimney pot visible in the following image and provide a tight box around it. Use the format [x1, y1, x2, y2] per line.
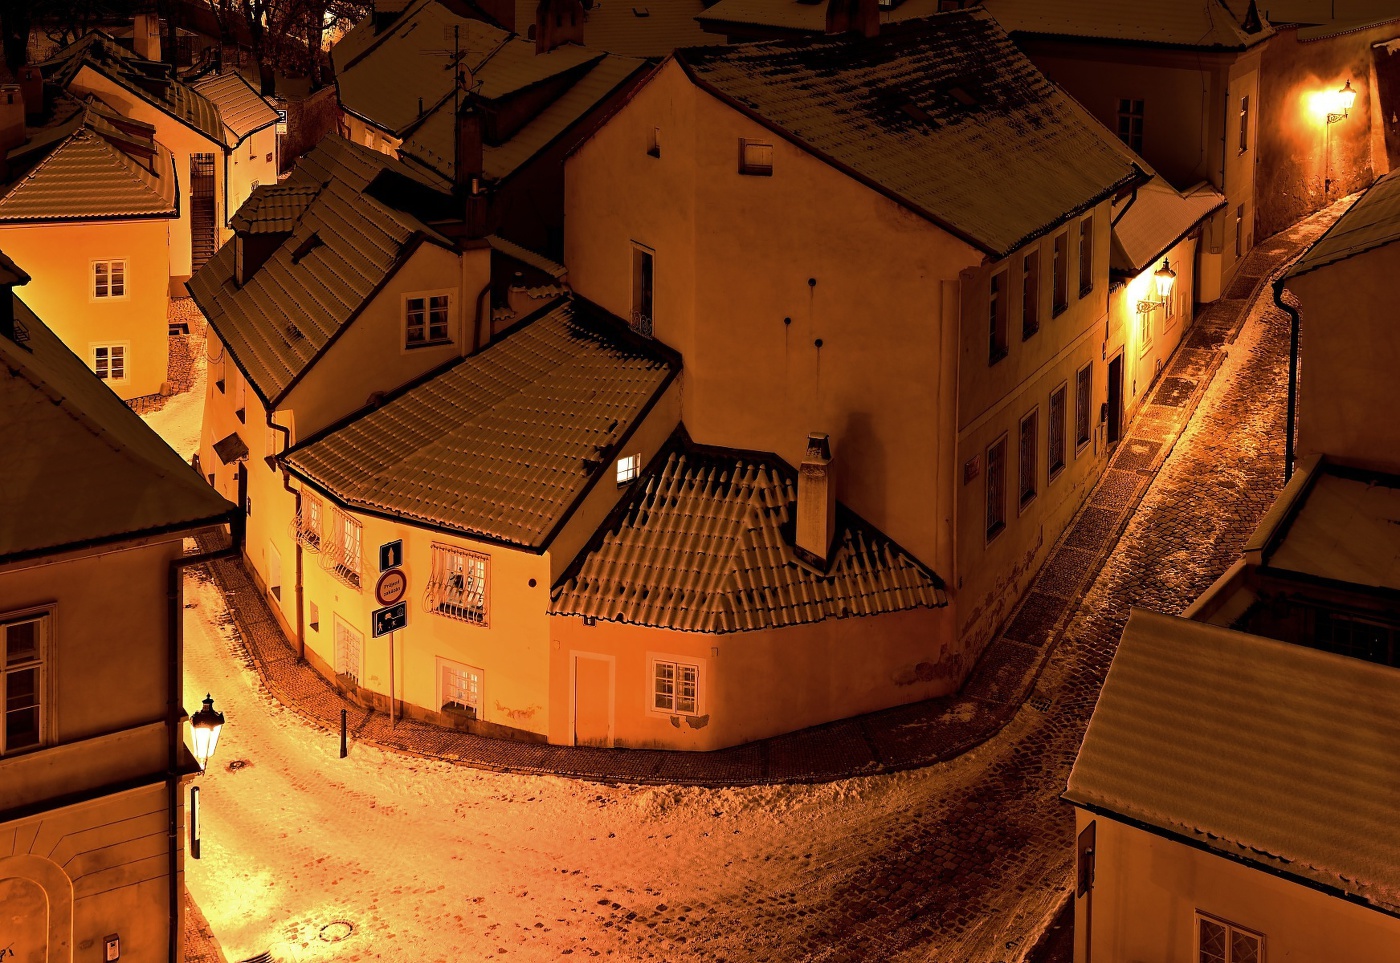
[535, 0, 586, 53]
[825, 0, 879, 37]
[796, 432, 837, 566]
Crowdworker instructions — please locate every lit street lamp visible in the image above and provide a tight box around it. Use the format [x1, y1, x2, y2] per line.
[190, 693, 225, 772]
[1325, 80, 1357, 194]
[1137, 258, 1177, 314]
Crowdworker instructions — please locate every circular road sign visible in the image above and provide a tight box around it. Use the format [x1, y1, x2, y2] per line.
[376, 568, 408, 606]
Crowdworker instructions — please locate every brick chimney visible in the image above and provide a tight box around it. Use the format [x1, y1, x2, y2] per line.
[17, 66, 41, 122]
[535, 0, 586, 54]
[132, 13, 161, 62]
[825, 0, 879, 37]
[796, 433, 836, 566]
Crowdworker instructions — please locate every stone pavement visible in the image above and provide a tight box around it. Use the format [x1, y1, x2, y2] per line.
[127, 298, 207, 415]
[194, 201, 1346, 794]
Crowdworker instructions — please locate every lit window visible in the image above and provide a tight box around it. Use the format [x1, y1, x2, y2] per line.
[296, 491, 323, 552]
[1, 611, 47, 755]
[93, 259, 127, 299]
[1198, 913, 1262, 963]
[653, 659, 698, 715]
[439, 659, 483, 718]
[93, 343, 128, 382]
[985, 434, 1006, 541]
[1075, 362, 1092, 452]
[405, 294, 451, 348]
[1019, 408, 1038, 509]
[617, 453, 640, 485]
[322, 510, 362, 589]
[1116, 98, 1143, 153]
[989, 269, 1008, 364]
[427, 544, 488, 625]
[1048, 384, 1066, 480]
[1078, 215, 1094, 297]
[1022, 251, 1039, 339]
[738, 138, 773, 176]
[333, 615, 363, 683]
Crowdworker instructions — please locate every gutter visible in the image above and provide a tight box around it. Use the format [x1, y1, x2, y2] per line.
[269, 412, 305, 659]
[1273, 277, 1301, 481]
[166, 507, 244, 963]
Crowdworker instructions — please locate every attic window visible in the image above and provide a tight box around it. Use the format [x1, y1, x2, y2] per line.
[290, 232, 323, 265]
[738, 139, 773, 176]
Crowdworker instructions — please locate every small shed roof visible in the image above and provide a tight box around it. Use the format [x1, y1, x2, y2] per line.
[1067, 609, 1400, 915]
[675, 10, 1145, 258]
[0, 289, 234, 562]
[982, 0, 1273, 49]
[193, 70, 280, 144]
[552, 435, 948, 632]
[1286, 169, 1400, 280]
[1110, 177, 1224, 275]
[283, 299, 677, 549]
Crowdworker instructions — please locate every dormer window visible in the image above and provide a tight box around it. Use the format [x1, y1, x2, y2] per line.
[617, 453, 640, 485]
[739, 139, 773, 176]
[404, 293, 452, 349]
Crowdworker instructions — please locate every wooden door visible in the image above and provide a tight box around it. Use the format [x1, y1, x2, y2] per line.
[1107, 353, 1124, 446]
[573, 654, 612, 747]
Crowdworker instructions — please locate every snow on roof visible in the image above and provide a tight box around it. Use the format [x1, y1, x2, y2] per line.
[0, 103, 177, 222]
[1286, 169, 1400, 280]
[696, 0, 941, 35]
[1261, 464, 1400, 593]
[193, 70, 280, 144]
[517, 0, 722, 56]
[982, 0, 1273, 49]
[282, 299, 677, 550]
[189, 136, 456, 408]
[551, 434, 948, 632]
[1110, 178, 1224, 275]
[0, 291, 234, 561]
[1067, 609, 1400, 914]
[676, 10, 1146, 258]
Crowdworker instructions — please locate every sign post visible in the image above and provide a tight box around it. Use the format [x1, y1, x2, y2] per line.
[371, 601, 406, 728]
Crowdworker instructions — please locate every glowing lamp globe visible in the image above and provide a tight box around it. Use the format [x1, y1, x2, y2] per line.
[190, 694, 225, 772]
[1153, 258, 1177, 301]
[1338, 80, 1356, 113]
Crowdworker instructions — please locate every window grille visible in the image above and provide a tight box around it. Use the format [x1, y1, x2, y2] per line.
[426, 544, 488, 625]
[440, 660, 483, 717]
[293, 491, 323, 553]
[985, 436, 1006, 540]
[653, 659, 698, 714]
[1019, 409, 1038, 507]
[1075, 363, 1093, 450]
[322, 510, 362, 589]
[1048, 385, 1067, 478]
[631, 245, 654, 338]
[333, 616, 362, 684]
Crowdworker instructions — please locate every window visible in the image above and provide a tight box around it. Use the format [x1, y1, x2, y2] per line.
[1048, 384, 1066, 480]
[93, 259, 127, 299]
[1116, 98, 1144, 152]
[1164, 282, 1177, 324]
[985, 435, 1007, 541]
[405, 293, 451, 348]
[439, 659, 483, 718]
[1139, 299, 1155, 351]
[2, 612, 45, 755]
[333, 616, 362, 684]
[617, 453, 640, 485]
[323, 510, 362, 589]
[295, 491, 323, 552]
[738, 138, 773, 176]
[1078, 215, 1094, 297]
[1198, 913, 1262, 963]
[647, 126, 661, 158]
[1022, 251, 1039, 339]
[1238, 95, 1250, 153]
[92, 343, 127, 383]
[653, 659, 698, 715]
[1075, 363, 1092, 452]
[631, 244, 654, 338]
[1314, 609, 1396, 665]
[427, 544, 488, 625]
[1052, 231, 1068, 315]
[1019, 409, 1038, 509]
[989, 270, 1008, 363]
[309, 601, 320, 632]
[1235, 205, 1245, 259]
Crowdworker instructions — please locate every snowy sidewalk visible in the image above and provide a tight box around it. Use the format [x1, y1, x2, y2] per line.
[194, 205, 1342, 789]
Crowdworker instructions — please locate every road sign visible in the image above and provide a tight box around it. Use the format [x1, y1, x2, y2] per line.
[376, 568, 408, 606]
[379, 539, 403, 572]
[372, 602, 407, 638]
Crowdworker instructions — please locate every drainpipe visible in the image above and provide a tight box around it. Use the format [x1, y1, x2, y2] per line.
[1274, 276, 1301, 482]
[1110, 185, 1139, 228]
[470, 278, 491, 355]
[268, 412, 304, 659]
[167, 506, 244, 963]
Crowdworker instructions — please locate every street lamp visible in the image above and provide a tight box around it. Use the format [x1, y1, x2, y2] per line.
[1137, 258, 1177, 314]
[190, 693, 225, 772]
[1327, 80, 1356, 124]
[1325, 80, 1356, 194]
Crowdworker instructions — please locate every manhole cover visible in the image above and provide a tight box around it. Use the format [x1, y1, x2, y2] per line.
[226, 759, 251, 772]
[320, 921, 354, 943]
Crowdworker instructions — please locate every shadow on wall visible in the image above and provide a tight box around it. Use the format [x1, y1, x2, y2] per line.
[838, 409, 883, 529]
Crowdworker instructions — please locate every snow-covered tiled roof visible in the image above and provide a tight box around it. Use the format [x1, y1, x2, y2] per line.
[676, 10, 1146, 258]
[0, 290, 234, 561]
[519, 0, 722, 56]
[551, 435, 948, 632]
[1067, 609, 1400, 914]
[982, 0, 1273, 49]
[1261, 465, 1400, 593]
[1286, 169, 1400, 280]
[1110, 177, 1224, 275]
[193, 70, 280, 145]
[282, 299, 677, 549]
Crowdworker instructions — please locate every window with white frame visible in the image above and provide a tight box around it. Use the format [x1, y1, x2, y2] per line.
[426, 544, 488, 625]
[405, 293, 451, 348]
[739, 138, 773, 176]
[92, 343, 128, 383]
[295, 491, 323, 552]
[322, 509, 362, 589]
[2, 611, 47, 755]
[439, 658, 483, 718]
[333, 616, 362, 684]
[93, 259, 127, 299]
[616, 453, 640, 485]
[1197, 913, 1262, 963]
[652, 658, 698, 715]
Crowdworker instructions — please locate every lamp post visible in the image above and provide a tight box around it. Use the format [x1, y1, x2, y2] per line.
[1325, 80, 1357, 194]
[190, 693, 225, 772]
[1136, 258, 1177, 315]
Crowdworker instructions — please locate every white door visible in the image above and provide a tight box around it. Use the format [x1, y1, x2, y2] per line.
[333, 616, 362, 685]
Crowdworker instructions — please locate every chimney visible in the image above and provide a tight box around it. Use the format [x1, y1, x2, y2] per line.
[825, 0, 879, 38]
[0, 87, 25, 163]
[796, 433, 837, 566]
[17, 66, 41, 122]
[132, 13, 162, 62]
[535, 0, 586, 54]
[0, 255, 30, 343]
[456, 98, 492, 238]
